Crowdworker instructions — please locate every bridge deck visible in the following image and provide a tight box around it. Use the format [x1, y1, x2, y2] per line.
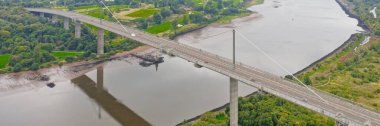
[27, 8, 380, 126]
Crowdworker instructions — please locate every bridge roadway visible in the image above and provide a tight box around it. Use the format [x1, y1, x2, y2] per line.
[26, 8, 380, 125]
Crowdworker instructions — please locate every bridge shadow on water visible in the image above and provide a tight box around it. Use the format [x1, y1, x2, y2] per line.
[71, 67, 151, 126]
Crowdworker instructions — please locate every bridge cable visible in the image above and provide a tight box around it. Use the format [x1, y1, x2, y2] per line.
[97, 0, 328, 103]
[235, 30, 329, 103]
[98, 0, 133, 39]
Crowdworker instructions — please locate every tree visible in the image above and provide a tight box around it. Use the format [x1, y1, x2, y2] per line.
[183, 16, 188, 25]
[303, 76, 312, 85]
[257, 114, 274, 126]
[68, 5, 75, 11]
[65, 56, 75, 63]
[30, 63, 40, 71]
[129, 0, 140, 8]
[172, 20, 178, 29]
[189, 13, 204, 23]
[12, 63, 22, 72]
[284, 75, 293, 80]
[172, 20, 178, 34]
[114, 0, 123, 5]
[217, 0, 223, 10]
[160, 7, 172, 18]
[153, 12, 162, 24]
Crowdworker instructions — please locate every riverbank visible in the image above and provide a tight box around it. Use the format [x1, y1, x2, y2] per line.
[335, 0, 371, 32]
[180, 92, 336, 126]
[177, 91, 261, 125]
[294, 33, 365, 75]
[294, 0, 371, 75]
[169, 0, 263, 39]
[0, 45, 154, 96]
[293, 0, 380, 111]
[178, 0, 369, 124]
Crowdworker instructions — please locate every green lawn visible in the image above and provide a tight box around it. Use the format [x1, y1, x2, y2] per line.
[52, 51, 83, 60]
[146, 22, 172, 34]
[126, 8, 159, 18]
[76, 5, 128, 19]
[0, 54, 11, 69]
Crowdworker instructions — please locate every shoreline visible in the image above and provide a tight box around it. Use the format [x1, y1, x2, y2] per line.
[170, 0, 260, 40]
[0, 45, 154, 96]
[335, 0, 371, 32]
[293, 0, 371, 75]
[293, 33, 361, 75]
[178, 0, 371, 124]
[176, 91, 262, 126]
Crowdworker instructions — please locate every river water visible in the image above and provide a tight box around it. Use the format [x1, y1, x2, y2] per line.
[0, 0, 362, 126]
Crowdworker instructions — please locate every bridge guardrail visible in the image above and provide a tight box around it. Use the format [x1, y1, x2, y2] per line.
[27, 8, 380, 124]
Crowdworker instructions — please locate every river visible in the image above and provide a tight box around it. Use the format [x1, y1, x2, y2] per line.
[0, 0, 362, 125]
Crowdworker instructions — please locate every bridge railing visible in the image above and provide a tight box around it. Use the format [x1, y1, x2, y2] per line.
[28, 8, 380, 117]
[172, 38, 380, 116]
[311, 86, 380, 114]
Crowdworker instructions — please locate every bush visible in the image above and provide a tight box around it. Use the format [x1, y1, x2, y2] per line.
[30, 63, 40, 71]
[303, 76, 312, 85]
[284, 75, 293, 80]
[375, 89, 380, 94]
[65, 56, 76, 63]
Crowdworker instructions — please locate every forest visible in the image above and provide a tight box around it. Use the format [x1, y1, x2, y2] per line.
[183, 93, 335, 126]
[1, 0, 256, 38]
[0, 6, 141, 72]
[0, 0, 260, 73]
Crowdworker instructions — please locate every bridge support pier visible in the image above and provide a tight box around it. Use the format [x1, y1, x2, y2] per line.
[75, 21, 81, 38]
[39, 12, 44, 18]
[97, 28, 104, 55]
[97, 66, 104, 93]
[64, 18, 70, 30]
[230, 78, 238, 126]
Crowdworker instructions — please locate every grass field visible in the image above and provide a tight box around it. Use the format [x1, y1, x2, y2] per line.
[146, 21, 172, 34]
[52, 51, 83, 60]
[126, 8, 159, 18]
[76, 5, 128, 19]
[0, 54, 11, 69]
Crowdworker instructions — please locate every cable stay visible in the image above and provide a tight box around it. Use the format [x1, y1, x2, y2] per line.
[234, 29, 328, 103]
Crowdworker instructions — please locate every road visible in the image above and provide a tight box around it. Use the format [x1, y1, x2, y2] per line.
[26, 8, 380, 126]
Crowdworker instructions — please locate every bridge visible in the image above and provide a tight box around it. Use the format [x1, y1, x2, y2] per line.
[26, 8, 380, 126]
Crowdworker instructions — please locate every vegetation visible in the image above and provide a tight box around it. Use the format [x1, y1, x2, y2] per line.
[0, 54, 11, 69]
[0, 6, 142, 72]
[51, 51, 84, 60]
[146, 21, 172, 34]
[126, 8, 159, 18]
[296, 35, 380, 110]
[62, 0, 255, 36]
[293, 0, 380, 111]
[183, 93, 335, 126]
[347, 0, 380, 33]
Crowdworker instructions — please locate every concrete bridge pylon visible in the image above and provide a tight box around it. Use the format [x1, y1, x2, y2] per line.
[64, 18, 70, 30]
[97, 28, 105, 55]
[75, 20, 81, 38]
